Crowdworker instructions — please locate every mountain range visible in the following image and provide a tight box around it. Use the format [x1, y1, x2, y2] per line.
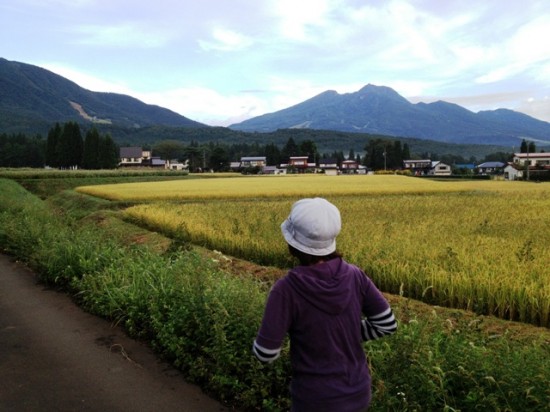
[0, 58, 205, 135]
[229, 84, 550, 147]
[1, 57, 549, 150]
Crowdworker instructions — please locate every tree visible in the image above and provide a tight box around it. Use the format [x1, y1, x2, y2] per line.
[208, 145, 229, 172]
[520, 139, 527, 153]
[386, 140, 403, 169]
[27, 134, 45, 167]
[184, 143, 202, 172]
[98, 134, 119, 169]
[57, 122, 83, 168]
[264, 142, 281, 166]
[364, 139, 391, 170]
[482, 152, 513, 163]
[82, 127, 101, 169]
[281, 137, 299, 160]
[0, 133, 45, 168]
[153, 140, 185, 162]
[299, 140, 318, 164]
[330, 150, 345, 166]
[46, 123, 62, 167]
[402, 143, 411, 160]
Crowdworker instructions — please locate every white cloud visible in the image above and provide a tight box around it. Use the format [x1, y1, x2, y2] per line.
[40, 63, 133, 94]
[270, 0, 336, 41]
[198, 28, 254, 52]
[133, 87, 272, 126]
[72, 23, 172, 48]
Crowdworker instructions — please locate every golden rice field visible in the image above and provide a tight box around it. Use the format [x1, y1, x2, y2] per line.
[77, 175, 550, 327]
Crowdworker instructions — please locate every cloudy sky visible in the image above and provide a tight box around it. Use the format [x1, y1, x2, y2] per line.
[2, 0, 550, 126]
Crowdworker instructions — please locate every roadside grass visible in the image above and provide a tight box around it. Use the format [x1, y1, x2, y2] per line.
[1, 175, 549, 411]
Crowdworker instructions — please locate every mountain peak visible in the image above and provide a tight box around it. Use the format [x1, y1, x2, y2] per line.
[356, 84, 408, 101]
[229, 84, 550, 147]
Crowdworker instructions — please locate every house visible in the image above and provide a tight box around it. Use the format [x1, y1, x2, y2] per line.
[319, 158, 339, 176]
[453, 163, 476, 174]
[119, 147, 151, 167]
[261, 165, 285, 175]
[237, 156, 268, 174]
[283, 156, 316, 172]
[240, 156, 267, 168]
[166, 159, 188, 171]
[403, 159, 432, 175]
[149, 157, 167, 168]
[241, 156, 266, 167]
[428, 161, 452, 176]
[504, 163, 523, 180]
[476, 161, 505, 175]
[341, 159, 359, 174]
[229, 161, 242, 172]
[512, 152, 550, 167]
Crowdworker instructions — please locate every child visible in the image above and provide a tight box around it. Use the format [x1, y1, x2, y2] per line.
[253, 197, 397, 411]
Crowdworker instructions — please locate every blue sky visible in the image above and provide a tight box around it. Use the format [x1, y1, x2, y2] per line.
[2, 0, 550, 126]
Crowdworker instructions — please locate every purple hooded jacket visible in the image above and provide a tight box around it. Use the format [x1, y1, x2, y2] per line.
[253, 258, 397, 411]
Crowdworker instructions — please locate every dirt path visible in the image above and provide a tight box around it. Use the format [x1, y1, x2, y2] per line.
[0, 254, 230, 412]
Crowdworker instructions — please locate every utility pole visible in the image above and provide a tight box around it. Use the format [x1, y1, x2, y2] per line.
[526, 141, 530, 181]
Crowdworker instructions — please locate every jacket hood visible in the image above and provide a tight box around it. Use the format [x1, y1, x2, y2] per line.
[286, 258, 352, 314]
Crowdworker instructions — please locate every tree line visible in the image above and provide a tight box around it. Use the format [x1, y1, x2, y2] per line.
[1, 122, 533, 171]
[46, 122, 119, 169]
[0, 122, 119, 169]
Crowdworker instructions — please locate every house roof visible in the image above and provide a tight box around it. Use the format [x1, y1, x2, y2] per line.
[505, 163, 523, 171]
[477, 161, 506, 168]
[513, 152, 550, 159]
[151, 157, 166, 166]
[241, 156, 266, 161]
[120, 147, 143, 158]
[404, 159, 431, 163]
[403, 159, 432, 167]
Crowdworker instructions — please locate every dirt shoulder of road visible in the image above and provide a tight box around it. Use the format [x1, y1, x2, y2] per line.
[0, 253, 231, 412]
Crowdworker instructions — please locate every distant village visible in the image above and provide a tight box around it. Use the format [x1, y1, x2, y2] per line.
[119, 146, 550, 181]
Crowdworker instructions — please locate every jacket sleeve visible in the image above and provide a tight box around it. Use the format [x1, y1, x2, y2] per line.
[361, 307, 397, 341]
[360, 275, 397, 341]
[253, 281, 291, 363]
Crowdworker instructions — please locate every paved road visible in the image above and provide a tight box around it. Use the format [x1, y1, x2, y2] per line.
[0, 254, 230, 412]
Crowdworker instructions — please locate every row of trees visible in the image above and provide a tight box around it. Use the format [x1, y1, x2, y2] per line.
[0, 123, 119, 169]
[46, 122, 119, 169]
[0, 133, 45, 167]
[151, 137, 413, 172]
[1, 124, 535, 171]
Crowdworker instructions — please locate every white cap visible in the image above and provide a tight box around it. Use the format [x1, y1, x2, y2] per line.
[281, 198, 341, 256]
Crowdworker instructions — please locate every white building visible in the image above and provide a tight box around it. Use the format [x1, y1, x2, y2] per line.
[428, 161, 452, 176]
[512, 152, 550, 167]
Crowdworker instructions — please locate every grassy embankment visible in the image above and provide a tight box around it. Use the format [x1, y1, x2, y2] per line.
[0, 170, 549, 411]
